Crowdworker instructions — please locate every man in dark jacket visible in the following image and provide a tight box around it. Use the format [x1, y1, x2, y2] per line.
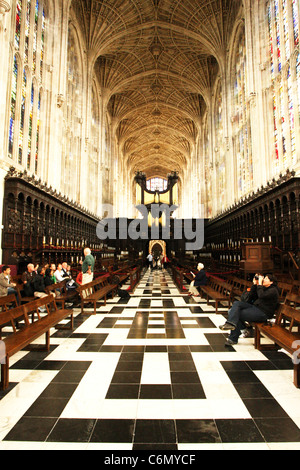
[219, 274, 279, 345]
[33, 266, 48, 298]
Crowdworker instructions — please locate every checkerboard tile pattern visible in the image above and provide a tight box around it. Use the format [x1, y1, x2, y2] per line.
[1, 268, 300, 450]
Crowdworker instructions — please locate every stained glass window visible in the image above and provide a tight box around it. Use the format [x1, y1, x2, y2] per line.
[8, 0, 46, 171]
[283, 0, 290, 60]
[287, 67, 296, 164]
[297, 53, 300, 116]
[15, 0, 22, 50]
[8, 56, 18, 158]
[215, 83, 226, 209]
[35, 91, 41, 173]
[40, 9, 45, 81]
[268, 3, 275, 80]
[27, 83, 34, 169]
[146, 178, 167, 192]
[293, 0, 299, 46]
[273, 93, 279, 169]
[268, 0, 299, 171]
[32, 0, 39, 73]
[233, 31, 252, 198]
[24, 0, 31, 63]
[275, 0, 282, 72]
[18, 68, 27, 165]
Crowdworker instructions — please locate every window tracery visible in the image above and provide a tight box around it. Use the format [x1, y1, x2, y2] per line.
[8, 0, 46, 174]
[268, 0, 300, 170]
[232, 29, 253, 199]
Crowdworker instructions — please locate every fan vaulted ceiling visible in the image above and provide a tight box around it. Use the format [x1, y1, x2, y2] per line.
[70, 0, 242, 179]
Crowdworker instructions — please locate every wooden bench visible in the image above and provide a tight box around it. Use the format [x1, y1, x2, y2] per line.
[254, 304, 300, 388]
[0, 294, 18, 312]
[14, 283, 35, 304]
[170, 266, 185, 292]
[129, 266, 142, 291]
[277, 281, 293, 303]
[45, 279, 79, 309]
[198, 277, 233, 313]
[0, 295, 74, 390]
[225, 276, 253, 299]
[77, 276, 118, 315]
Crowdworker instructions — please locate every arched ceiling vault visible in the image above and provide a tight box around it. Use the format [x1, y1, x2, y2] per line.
[70, 0, 242, 179]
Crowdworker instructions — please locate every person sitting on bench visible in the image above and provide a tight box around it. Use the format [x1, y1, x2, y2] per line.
[219, 273, 279, 346]
[188, 263, 207, 296]
[0, 265, 20, 305]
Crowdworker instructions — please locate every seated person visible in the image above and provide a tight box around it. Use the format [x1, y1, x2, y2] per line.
[61, 262, 71, 279]
[54, 264, 66, 283]
[33, 266, 48, 298]
[44, 267, 56, 287]
[188, 263, 207, 296]
[21, 263, 38, 297]
[0, 265, 20, 305]
[219, 273, 279, 345]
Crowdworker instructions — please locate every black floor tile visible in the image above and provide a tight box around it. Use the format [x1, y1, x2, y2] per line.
[111, 371, 142, 383]
[172, 383, 206, 399]
[170, 371, 201, 383]
[176, 419, 221, 443]
[106, 384, 140, 399]
[4, 417, 57, 441]
[47, 418, 96, 442]
[134, 419, 176, 444]
[215, 419, 264, 443]
[39, 382, 78, 399]
[91, 419, 135, 443]
[169, 361, 197, 372]
[243, 398, 290, 418]
[233, 382, 273, 399]
[139, 384, 172, 399]
[24, 397, 69, 417]
[133, 443, 178, 450]
[51, 369, 87, 383]
[254, 417, 300, 442]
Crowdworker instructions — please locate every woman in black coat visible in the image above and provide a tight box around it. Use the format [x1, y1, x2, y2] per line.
[188, 263, 207, 296]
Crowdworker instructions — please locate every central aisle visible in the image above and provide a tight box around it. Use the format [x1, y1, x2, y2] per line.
[1, 268, 300, 449]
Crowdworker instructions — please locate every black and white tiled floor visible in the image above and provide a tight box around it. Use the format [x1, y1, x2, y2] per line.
[1, 268, 300, 450]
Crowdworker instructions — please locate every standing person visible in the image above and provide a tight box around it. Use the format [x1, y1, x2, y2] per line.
[162, 254, 169, 269]
[188, 263, 207, 296]
[219, 273, 279, 345]
[147, 252, 153, 270]
[80, 247, 95, 285]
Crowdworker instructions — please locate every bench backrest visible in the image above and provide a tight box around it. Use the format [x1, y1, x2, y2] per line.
[209, 278, 233, 295]
[77, 277, 105, 296]
[0, 304, 30, 334]
[277, 304, 300, 331]
[292, 280, 300, 295]
[284, 292, 300, 307]
[45, 280, 66, 294]
[278, 282, 293, 297]
[22, 295, 57, 321]
[0, 294, 18, 312]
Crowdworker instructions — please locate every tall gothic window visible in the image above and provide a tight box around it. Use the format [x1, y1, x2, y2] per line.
[214, 81, 226, 212]
[63, 26, 83, 201]
[232, 29, 253, 198]
[8, 0, 46, 173]
[203, 116, 212, 218]
[268, 0, 299, 170]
